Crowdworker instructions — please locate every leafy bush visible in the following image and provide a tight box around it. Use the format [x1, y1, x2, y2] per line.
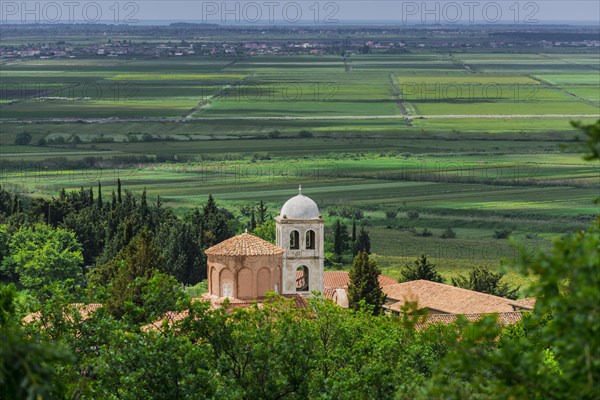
[493, 228, 512, 239]
[385, 209, 399, 219]
[407, 210, 420, 220]
[441, 227, 456, 239]
[267, 130, 281, 139]
[451, 265, 519, 299]
[401, 254, 444, 283]
[298, 130, 314, 138]
[419, 228, 433, 237]
[14, 132, 32, 145]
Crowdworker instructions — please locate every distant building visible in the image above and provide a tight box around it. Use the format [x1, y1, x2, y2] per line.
[203, 185, 325, 302]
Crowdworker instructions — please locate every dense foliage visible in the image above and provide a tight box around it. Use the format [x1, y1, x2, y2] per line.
[0, 182, 234, 286]
[451, 265, 519, 299]
[401, 254, 444, 283]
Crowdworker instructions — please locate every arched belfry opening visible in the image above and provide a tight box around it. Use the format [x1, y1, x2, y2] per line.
[290, 230, 300, 249]
[276, 186, 324, 295]
[305, 230, 315, 250]
[296, 266, 309, 292]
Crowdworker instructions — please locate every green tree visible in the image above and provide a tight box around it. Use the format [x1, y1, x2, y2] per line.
[348, 252, 386, 315]
[401, 254, 444, 283]
[451, 265, 519, 299]
[96, 181, 103, 209]
[333, 220, 349, 257]
[257, 200, 268, 224]
[104, 229, 179, 323]
[0, 283, 73, 400]
[440, 227, 456, 239]
[61, 207, 105, 266]
[571, 119, 600, 161]
[1, 224, 83, 292]
[249, 209, 257, 231]
[201, 194, 232, 247]
[14, 131, 32, 145]
[354, 227, 371, 255]
[253, 220, 276, 244]
[155, 219, 203, 284]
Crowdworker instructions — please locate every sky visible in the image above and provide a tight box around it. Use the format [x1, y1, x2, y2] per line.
[1, 1, 599, 25]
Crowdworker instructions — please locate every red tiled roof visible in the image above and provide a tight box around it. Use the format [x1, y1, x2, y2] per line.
[413, 311, 526, 330]
[383, 280, 524, 314]
[205, 233, 284, 256]
[511, 297, 536, 310]
[323, 271, 398, 290]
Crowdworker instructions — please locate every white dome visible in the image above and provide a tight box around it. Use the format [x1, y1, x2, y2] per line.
[280, 187, 320, 219]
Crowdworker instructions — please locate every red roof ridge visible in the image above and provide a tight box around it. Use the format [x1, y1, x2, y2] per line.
[205, 233, 284, 256]
[383, 280, 523, 314]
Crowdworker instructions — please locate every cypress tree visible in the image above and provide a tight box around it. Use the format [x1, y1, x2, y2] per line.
[355, 227, 371, 255]
[97, 182, 103, 209]
[348, 251, 386, 315]
[140, 188, 148, 217]
[250, 209, 257, 231]
[258, 200, 267, 224]
[333, 220, 343, 256]
[117, 178, 122, 204]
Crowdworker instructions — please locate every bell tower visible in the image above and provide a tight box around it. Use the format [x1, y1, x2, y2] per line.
[275, 186, 324, 295]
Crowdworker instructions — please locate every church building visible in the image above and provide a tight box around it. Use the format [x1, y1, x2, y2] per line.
[204, 186, 324, 302]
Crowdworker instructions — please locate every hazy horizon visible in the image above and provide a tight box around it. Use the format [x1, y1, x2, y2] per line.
[2, 1, 599, 26]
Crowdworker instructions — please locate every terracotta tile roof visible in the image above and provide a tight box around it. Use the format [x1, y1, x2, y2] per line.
[383, 280, 522, 314]
[204, 233, 284, 257]
[413, 311, 525, 330]
[323, 271, 398, 290]
[511, 297, 536, 310]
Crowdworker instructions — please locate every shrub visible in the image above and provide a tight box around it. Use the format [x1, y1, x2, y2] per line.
[407, 210, 419, 220]
[298, 130, 314, 138]
[250, 152, 271, 162]
[419, 228, 433, 237]
[401, 254, 444, 283]
[385, 209, 399, 219]
[14, 132, 32, 145]
[142, 133, 154, 142]
[440, 227, 456, 239]
[267, 130, 281, 139]
[37, 138, 47, 146]
[493, 228, 512, 239]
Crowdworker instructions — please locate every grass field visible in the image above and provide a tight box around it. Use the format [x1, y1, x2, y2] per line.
[1, 50, 599, 293]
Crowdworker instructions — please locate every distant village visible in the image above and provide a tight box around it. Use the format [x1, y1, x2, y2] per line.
[2, 24, 599, 60]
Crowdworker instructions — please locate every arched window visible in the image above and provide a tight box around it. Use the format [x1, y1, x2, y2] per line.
[290, 230, 300, 249]
[305, 230, 315, 250]
[296, 265, 309, 292]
